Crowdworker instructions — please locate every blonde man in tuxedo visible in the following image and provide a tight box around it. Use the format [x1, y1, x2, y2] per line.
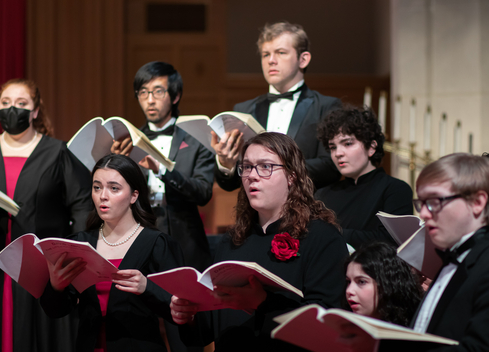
[213, 21, 341, 192]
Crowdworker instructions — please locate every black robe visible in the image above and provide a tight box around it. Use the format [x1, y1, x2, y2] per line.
[180, 218, 349, 351]
[315, 168, 413, 248]
[41, 228, 185, 352]
[0, 135, 92, 351]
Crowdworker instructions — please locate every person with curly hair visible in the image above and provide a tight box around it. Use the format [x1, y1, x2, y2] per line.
[345, 242, 423, 326]
[170, 132, 348, 351]
[315, 104, 413, 249]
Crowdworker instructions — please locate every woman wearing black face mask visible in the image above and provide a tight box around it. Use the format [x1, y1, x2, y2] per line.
[0, 79, 92, 352]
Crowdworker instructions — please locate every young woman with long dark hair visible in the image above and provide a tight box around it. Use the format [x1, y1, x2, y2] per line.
[345, 242, 423, 326]
[41, 154, 184, 351]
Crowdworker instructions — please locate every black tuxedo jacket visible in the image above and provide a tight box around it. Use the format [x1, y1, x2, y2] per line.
[382, 226, 489, 352]
[418, 226, 489, 351]
[214, 85, 341, 191]
[141, 124, 214, 271]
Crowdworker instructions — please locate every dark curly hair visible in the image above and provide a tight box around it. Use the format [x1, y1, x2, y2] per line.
[318, 104, 385, 167]
[86, 154, 157, 230]
[1, 78, 54, 136]
[229, 132, 338, 246]
[345, 242, 423, 326]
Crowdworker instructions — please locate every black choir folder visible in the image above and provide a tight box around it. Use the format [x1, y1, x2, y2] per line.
[271, 304, 458, 352]
[0, 234, 117, 298]
[376, 212, 442, 279]
[175, 112, 266, 153]
[376, 211, 424, 245]
[67, 116, 175, 172]
[148, 260, 303, 311]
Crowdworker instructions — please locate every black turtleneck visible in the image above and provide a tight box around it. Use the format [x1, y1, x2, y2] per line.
[181, 217, 348, 351]
[315, 167, 413, 249]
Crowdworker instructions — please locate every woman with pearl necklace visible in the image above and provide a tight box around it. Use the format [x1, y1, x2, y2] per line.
[41, 154, 184, 352]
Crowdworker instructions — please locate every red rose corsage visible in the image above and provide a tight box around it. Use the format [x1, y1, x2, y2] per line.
[271, 232, 300, 261]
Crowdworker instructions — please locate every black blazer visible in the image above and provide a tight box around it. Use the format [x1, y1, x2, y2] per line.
[41, 228, 185, 352]
[420, 226, 489, 351]
[215, 85, 341, 191]
[0, 135, 92, 350]
[379, 226, 489, 352]
[141, 124, 214, 271]
[0, 135, 92, 241]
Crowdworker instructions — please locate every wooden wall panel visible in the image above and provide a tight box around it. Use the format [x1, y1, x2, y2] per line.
[26, 0, 392, 234]
[179, 94, 221, 116]
[180, 46, 223, 90]
[26, 0, 124, 141]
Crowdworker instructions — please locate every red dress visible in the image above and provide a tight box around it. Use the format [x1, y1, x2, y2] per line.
[94, 258, 123, 352]
[2, 157, 27, 352]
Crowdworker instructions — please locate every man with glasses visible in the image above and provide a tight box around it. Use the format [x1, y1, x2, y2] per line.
[390, 153, 489, 351]
[125, 61, 214, 272]
[113, 62, 213, 351]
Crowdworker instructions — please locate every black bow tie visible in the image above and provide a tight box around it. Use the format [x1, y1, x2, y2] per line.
[145, 124, 175, 140]
[435, 235, 478, 267]
[266, 86, 303, 103]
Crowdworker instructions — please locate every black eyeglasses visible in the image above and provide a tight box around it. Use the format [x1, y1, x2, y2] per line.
[137, 88, 167, 100]
[412, 194, 462, 214]
[237, 163, 284, 178]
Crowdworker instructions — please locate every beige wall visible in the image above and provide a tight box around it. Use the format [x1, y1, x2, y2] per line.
[391, 0, 489, 185]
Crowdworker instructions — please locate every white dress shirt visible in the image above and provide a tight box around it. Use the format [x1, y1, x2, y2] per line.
[217, 80, 304, 174]
[266, 79, 303, 133]
[146, 118, 175, 207]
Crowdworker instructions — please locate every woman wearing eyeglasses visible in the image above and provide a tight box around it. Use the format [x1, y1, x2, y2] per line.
[170, 132, 348, 351]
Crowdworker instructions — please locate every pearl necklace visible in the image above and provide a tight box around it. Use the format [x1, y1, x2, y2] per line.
[100, 223, 141, 246]
[1, 131, 38, 151]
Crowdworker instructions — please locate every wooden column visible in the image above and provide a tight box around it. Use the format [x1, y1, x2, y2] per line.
[26, 0, 124, 141]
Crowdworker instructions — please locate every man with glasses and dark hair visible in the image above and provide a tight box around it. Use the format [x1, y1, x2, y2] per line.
[396, 153, 489, 351]
[112, 61, 212, 352]
[127, 61, 213, 271]
[133, 61, 214, 268]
